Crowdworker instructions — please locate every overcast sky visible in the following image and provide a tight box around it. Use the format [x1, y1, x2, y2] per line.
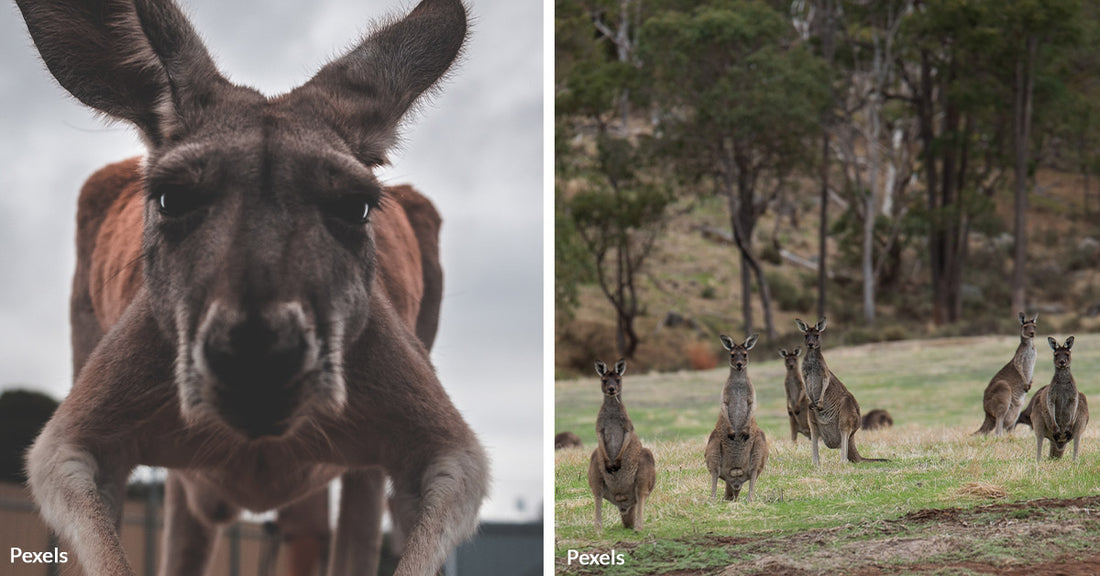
[0, 0, 542, 522]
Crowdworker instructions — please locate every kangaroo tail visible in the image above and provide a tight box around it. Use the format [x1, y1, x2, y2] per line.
[973, 415, 996, 436]
[849, 440, 889, 463]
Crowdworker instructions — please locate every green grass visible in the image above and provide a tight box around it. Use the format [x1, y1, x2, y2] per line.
[554, 334, 1100, 573]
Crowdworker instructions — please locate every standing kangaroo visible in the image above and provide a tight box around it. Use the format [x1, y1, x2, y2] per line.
[796, 318, 886, 465]
[780, 348, 811, 443]
[15, 1, 489, 576]
[706, 335, 768, 502]
[588, 360, 656, 530]
[1029, 337, 1090, 462]
[975, 313, 1038, 436]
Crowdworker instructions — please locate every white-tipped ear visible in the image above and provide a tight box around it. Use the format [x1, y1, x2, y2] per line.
[1048, 337, 1058, 351]
[720, 334, 735, 351]
[793, 347, 801, 357]
[816, 317, 828, 331]
[745, 334, 759, 350]
[779, 348, 789, 358]
[595, 361, 607, 376]
[794, 319, 808, 333]
[614, 359, 627, 376]
[1066, 336, 1075, 350]
[1031, 314, 1039, 323]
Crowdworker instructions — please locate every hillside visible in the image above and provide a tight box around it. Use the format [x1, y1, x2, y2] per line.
[557, 167, 1100, 377]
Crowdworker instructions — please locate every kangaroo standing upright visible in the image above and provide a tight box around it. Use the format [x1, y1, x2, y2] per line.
[706, 335, 768, 502]
[1029, 337, 1089, 462]
[796, 318, 886, 465]
[976, 313, 1038, 436]
[780, 348, 811, 443]
[588, 360, 656, 530]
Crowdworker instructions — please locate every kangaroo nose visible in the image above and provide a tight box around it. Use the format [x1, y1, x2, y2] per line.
[203, 313, 308, 387]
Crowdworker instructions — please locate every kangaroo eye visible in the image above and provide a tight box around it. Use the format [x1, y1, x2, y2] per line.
[156, 189, 205, 217]
[323, 195, 373, 224]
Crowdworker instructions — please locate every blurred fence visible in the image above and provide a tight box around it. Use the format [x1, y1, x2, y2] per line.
[0, 482, 542, 576]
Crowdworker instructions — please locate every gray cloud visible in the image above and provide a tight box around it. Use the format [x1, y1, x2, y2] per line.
[0, 0, 542, 522]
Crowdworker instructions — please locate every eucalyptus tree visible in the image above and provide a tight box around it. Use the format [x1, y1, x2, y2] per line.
[640, 0, 829, 338]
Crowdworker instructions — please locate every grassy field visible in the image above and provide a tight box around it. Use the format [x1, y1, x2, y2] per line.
[554, 333, 1100, 574]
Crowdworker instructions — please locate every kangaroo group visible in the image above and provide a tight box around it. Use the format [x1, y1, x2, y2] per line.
[576, 311, 1089, 532]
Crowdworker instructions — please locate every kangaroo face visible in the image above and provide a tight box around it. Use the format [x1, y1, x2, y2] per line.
[1049, 336, 1073, 370]
[796, 318, 827, 350]
[1019, 313, 1038, 339]
[146, 108, 383, 439]
[720, 334, 758, 372]
[595, 359, 627, 398]
[781, 348, 801, 371]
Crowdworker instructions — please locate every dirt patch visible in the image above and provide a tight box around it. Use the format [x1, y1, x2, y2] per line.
[736, 496, 1100, 576]
[556, 497, 1100, 574]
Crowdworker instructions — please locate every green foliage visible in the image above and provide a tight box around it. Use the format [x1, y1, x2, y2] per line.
[640, 1, 829, 177]
[556, 189, 595, 320]
[766, 271, 814, 313]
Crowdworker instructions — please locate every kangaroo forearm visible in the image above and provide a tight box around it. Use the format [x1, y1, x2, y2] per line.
[614, 432, 635, 462]
[391, 443, 489, 576]
[27, 425, 135, 576]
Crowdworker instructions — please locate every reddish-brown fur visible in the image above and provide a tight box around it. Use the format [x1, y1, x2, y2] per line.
[73, 157, 444, 575]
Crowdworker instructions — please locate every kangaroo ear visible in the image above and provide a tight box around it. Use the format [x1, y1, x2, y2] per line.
[793, 347, 801, 357]
[15, 0, 226, 146]
[794, 319, 808, 333]
[1019, 312, 1026, 324]
[744, 334, 759, 350]
[779, 348, 789, 358]
[1066, 336, 1075, 350]
[1048, 337, 1058, 351]
[720, 334, 735, 351]
[614, 359, 627, 376]
[291, 0, 468, 163]
[1031, 314, 1039, 323]
[816, 317, 828, 331]
[594, 361, 607, 376]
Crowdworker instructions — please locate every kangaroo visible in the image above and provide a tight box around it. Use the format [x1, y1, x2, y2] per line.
[780, 348, 811, 443]
[796, 318, 887, 465]
[975, 313, 1038, 436]
[587, 360, 656, 530]
[14, 1, 488, 575]
[1030, 337, 1090, 462]
[861, 409, 894, 431]
[555, 431, 583, 450]
[706, 335, 768, 502]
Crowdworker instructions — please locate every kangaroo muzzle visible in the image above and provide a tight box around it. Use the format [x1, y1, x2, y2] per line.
[195, 301, 321, 437]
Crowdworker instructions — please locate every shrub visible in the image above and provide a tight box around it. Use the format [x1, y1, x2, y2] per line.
[684, 340, 719, 370]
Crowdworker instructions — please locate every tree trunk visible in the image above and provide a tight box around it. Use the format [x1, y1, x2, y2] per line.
[863, 28, 883, 326]
[1011, 35, 1037, 314]
[721, 148, 776, 340]
[918, 48, 946, 325]
[818, 0, 836, 322]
